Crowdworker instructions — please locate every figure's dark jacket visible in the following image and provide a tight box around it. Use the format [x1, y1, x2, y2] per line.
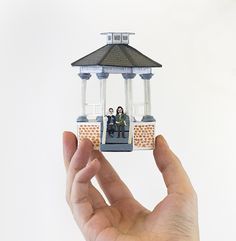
[107, 115, 116, 126]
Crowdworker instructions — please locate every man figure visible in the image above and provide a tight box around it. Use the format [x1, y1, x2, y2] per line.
[106, 108, 116, 137]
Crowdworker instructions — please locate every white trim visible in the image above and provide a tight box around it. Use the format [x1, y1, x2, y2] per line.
[79, 66, 151, 74]
[133, 121, 156, 125]
[80, 66, 103, 73]
[132, 68, 152, 74]
[77, 122, 100, 126]
[128, 121, 133, 144]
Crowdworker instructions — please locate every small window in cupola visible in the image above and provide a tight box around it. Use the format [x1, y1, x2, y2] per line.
[123, 35, 128, 41]
[107, 34, 112, 44]
[114, 35, 121, 40]
[122, 34, 129, 44]
[113, 33, 122, 43]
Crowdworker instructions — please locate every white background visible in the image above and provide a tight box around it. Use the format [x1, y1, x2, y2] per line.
[1, 0, 236, 240]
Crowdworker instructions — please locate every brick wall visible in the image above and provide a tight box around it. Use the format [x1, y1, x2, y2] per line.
[77, 123, 101, 150]
[133, 123, 155, 150]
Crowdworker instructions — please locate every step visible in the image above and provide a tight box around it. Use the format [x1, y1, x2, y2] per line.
[100, 144, 133, 152]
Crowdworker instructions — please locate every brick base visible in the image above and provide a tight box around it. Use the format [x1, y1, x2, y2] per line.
[133, 122, 155, 150]
[77, 123, 101, 150]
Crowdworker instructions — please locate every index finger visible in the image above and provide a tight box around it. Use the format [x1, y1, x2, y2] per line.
[66, 139, 94, 204]
[63, 131, 77, 171]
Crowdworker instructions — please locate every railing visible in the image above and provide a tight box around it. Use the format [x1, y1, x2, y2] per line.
[85, 103, 102, 119]
[132, 102, 145, 119]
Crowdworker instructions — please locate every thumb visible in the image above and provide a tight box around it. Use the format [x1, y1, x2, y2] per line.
[153, 135, 194, 195]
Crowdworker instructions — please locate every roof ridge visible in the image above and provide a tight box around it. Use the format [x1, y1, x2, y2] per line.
[126, 45, 162, 67]
[119, 45, 136, 66]
[98, 45, 114, 65]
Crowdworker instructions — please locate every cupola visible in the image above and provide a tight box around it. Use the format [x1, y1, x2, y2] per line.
[101, 32, 135, 45]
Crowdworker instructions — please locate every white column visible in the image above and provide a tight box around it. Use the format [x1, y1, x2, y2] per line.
[122, 73, 136, 144]
[124, 79, 129, 115]
[100, 78, 107, 117]
[81, 79, 87, 116]
[140, 73, 155, 122]
[101, 79, 107, 144]
[128, 78, 133, 144]
[146, 79, 151, 115]
[78, 73, 91, 122]
[144, 79, 151, 116]
[96, 72, 109, 144]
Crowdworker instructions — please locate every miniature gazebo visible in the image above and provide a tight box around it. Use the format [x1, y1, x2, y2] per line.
[71, 32, 162, 152]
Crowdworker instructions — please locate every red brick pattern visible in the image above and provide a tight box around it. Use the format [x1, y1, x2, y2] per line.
[78, 124, 100, 150]
[133, 124, 155, 149]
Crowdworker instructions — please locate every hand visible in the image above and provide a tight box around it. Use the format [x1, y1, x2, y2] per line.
[63, 133, 199, 241]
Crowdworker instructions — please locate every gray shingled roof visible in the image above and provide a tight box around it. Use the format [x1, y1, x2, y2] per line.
[71, 44, 162, 68]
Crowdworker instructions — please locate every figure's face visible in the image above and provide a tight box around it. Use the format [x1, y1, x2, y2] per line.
[109, 108, 114, 114]
[118, 107, 122, 113]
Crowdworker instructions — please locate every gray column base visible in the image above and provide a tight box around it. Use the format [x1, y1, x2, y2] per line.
[96, 115, 103, 122]
[141, 115, 156, 122]
[77, 115, 89, 122]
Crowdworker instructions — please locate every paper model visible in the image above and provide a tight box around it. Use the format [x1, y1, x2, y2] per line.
[71, 32, 162, 152]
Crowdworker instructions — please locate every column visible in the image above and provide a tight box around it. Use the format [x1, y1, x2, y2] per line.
[77, 73, 91, 122]
[96, 72, 109, 144]
[122, 73, 136, 144]
[96, 72, 109, 121]
[124, 79, 129, 114]
[140, 73, 156, 122]
[122, 73, 136, 116]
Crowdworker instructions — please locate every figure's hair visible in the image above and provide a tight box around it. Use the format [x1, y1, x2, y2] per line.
[109, 108, 114, 112]
[116, 106, 124, 115]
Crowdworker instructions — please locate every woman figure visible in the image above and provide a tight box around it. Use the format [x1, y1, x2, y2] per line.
[115, 106, 126, 138]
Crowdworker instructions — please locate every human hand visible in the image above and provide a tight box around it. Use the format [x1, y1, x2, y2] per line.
[63, 132, 199, 241]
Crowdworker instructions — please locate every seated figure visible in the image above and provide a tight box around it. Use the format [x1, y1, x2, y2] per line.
[115, 106, 127, 138]
[106, 108, 116, 137]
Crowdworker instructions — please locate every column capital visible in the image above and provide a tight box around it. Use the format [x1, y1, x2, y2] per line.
[122, 73, 136, 80]
[96, 72, 109, 79]
[78, 73, 91, 80]
[140, 73, 153, 80]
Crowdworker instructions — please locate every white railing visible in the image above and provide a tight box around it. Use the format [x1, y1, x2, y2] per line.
[85, 103, 102, 119]
[132, 102, 145, 119]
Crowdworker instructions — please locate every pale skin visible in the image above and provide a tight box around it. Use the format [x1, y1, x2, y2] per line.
[63, 132, 199, 241]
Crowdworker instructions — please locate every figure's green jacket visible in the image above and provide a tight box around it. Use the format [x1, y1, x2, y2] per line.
[116, 114, 126, 126]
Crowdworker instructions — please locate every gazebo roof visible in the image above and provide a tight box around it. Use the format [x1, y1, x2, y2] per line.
[71, 44, 162, 68]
